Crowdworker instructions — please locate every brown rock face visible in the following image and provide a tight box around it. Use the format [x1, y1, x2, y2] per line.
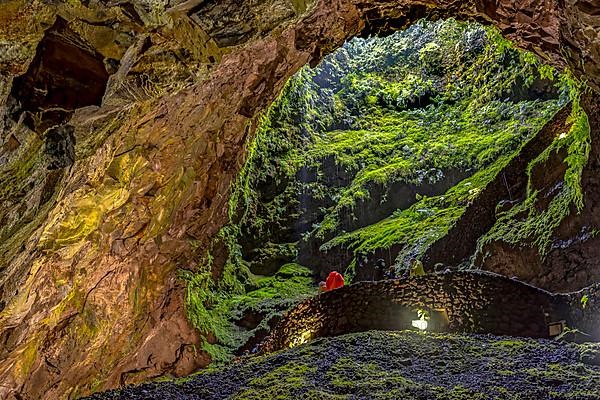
[10, 17, 109, 133]
[0, 0, 599, 399]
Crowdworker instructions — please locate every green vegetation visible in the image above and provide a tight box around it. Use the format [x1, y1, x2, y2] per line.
[301, 21, 574, 273]
[179, 19, 582, 363]
[321, 155, 514, 276]
[181, 257, 315, 363]
[582, 294, 589, 309]
[163, 331, 599, 399]
[308, 98, 559, 240]
[233, 362, 317, 400]
[476, 78, 590, 259]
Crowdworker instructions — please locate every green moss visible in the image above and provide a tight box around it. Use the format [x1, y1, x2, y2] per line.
[476, 81, 590, 258]
[276, 262, 313, 278]
[17, 338, 39, 378]
[179, 18, 574, 365]
[0, 136, 42, 201]
[266, 20, 567, 269]
[233, 362, 317, 400]
[490, 339, 527, 353]
[326, 356, 419, 397]
[181, 260, 315, 364]
[308, 78, 563, 240]
[321, 153, 513, 269]
[159, 331, 598, 400]
[230, 263, 315, 313]
[524, 361, 596, 394]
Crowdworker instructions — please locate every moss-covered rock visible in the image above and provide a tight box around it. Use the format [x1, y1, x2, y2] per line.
[179, 19, 576, 364]
[181, 262, 316, 363]
[84, 331, 600, 400]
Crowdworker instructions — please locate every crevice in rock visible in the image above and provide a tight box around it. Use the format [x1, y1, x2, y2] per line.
[44, 124, 75, 170]
[9, 17, 109, 133]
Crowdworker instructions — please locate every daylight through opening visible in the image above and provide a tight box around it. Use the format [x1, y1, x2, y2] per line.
[180, 19, 595, 363]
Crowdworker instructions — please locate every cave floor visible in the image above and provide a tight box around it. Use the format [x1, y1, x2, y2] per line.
[85, 331, 600, 400]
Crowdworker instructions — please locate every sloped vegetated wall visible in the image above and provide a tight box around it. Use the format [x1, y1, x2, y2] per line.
[226, 18, 568, 283]
[471, 96, 597, 292]
[185, 18, 575, 364]
[1, 0, 600, 399]
[259, 271, 600, 354]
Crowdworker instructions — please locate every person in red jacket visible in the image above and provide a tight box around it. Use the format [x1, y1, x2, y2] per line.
[325, 271, 345, 291]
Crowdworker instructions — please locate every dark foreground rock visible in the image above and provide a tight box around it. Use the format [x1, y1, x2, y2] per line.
[84, 331, 599, 400]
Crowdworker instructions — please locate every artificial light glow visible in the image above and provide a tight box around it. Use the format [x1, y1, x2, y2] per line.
[289, 330, 313, 348]
[412, 308, 429, 330]
[412, 319, 428, 330]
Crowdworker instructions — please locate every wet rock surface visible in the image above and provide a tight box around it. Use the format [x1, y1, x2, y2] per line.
[83, 331, 600, 400]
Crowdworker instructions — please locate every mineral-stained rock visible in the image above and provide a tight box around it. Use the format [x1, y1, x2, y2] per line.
[1, 0, 600, 399]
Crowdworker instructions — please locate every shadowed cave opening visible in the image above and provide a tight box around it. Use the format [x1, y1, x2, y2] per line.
[178, 18, 597, 365]
[9, 17, 109, 134]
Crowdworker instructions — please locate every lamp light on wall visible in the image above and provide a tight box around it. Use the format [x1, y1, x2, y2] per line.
[412, 318, 428, 330]
[548, 320, 566, 337]
[289, 330, 313, 348]
[412, 309, 429, 330]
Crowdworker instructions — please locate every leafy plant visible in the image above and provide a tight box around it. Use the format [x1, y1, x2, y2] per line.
[581, 294, 589, 309]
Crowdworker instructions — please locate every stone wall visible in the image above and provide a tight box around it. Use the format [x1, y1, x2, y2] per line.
[259, 271, 598, 353]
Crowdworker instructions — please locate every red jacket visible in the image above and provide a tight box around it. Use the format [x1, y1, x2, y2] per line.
[325, 271, 344, 291]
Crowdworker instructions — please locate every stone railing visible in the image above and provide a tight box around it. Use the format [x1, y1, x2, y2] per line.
[258, 271, 599, 353]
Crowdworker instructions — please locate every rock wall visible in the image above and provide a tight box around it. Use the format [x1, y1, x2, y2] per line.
[424, 106, 574, 272]
[315, 104, 576, 283]
[472, 94, 600, 292]
[1, 0, 600, 398]
[259, 271, 598, 354]
[564, 282, 600, 340]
